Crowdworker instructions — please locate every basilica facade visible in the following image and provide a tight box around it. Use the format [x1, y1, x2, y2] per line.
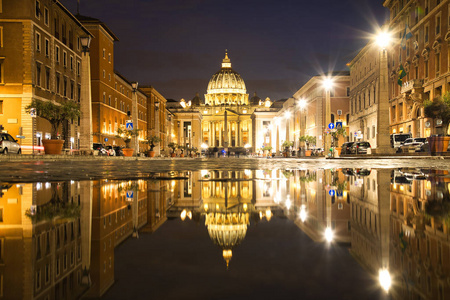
[168, 53, 277, 153]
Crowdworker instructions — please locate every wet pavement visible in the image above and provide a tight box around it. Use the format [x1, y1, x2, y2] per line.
[1, 155, 450, 182]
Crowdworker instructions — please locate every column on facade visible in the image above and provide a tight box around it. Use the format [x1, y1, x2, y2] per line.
[237, 120, 241, 147]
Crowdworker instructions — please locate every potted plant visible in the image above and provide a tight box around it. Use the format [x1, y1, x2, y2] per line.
[424, 92, 450, 155]
[262, 145, 272, 157]
[25, 99, 81, 154]
[168, 142, 178, 157]
[327, 128, 347, 156]
[189, 147, 198, 157]
[178, 144, 186, 157]
[116, 127, 141, 157]
[281, 140, 294, 157]
[146, 135, 162, 157]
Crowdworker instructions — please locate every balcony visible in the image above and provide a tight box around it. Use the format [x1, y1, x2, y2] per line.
[401, 79, 423, 94]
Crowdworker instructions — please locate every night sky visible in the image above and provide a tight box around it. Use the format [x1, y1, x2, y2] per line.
[60, 0, 388, 102]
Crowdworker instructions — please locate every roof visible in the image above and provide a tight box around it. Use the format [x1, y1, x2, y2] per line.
[76, 14, 120, 41]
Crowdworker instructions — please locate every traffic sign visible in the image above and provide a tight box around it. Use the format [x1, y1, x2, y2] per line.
[16, 135, 25, 139]
[335, 121, 343, 129]
[336, 190, 343, 197]
[126, 121, 133, 130]
[328, 123, 335, 130]
[126, 190, 134, 199]
[328, 190, 335, 197]
[104, 138, 108, 142]
[30, 108, 36, 118]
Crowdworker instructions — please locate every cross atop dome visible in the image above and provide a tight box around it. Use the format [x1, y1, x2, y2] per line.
[222, 50, 231, 68]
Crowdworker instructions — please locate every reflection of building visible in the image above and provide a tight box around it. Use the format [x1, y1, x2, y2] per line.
[0, 181, 89, 299]
[294, 169, 351, 243]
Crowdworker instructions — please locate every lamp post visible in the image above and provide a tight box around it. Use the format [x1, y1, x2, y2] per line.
[155, 101, 160, 155]
[298, 98, 306, 156]
[375, 30, 395, 155]
[79, 36, 93, 154]
[131, 81, 138, 156]
[323, 78, 333, 158]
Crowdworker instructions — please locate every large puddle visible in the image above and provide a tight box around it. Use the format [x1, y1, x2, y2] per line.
[1, 167, 449, 299]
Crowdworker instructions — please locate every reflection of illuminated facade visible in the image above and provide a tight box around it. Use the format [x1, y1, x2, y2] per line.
[294, 169, 351, 243]
[0, 181, 88, 299]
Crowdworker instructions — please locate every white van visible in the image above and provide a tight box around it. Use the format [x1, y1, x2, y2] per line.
[390, 133, 412, 151]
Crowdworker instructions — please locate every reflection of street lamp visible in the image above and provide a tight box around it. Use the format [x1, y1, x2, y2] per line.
[378, 268, 392, 292]
[375, 29, 395, 154]
[324, 227, 334, 242]
[323, 78, 333, 157]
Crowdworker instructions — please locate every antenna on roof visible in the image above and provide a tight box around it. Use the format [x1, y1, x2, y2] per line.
[77, 0, 80, 15]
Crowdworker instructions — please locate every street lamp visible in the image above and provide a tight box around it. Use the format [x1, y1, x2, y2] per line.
[323, 77, 334, 158]
[131, 81, 139, 156]
[375, 29, 395, 155]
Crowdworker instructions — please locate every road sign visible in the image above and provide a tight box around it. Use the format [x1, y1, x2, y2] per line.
[126, 190, 134, 199]
[16, 135, 25, 139]
[336, 190, 343, 197]
[335, 121, 343, 129]
[328, 123, 335, 130]
[126, 121, 133, 130]
[104, 138, 108, 142]
[30, 108, 36, 118]
[328, 190, 335, 197]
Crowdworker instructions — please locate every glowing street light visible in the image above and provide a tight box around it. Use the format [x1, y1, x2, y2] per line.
[378, 268, 392, 292]
[324, 227, 334, 242]
[376, 31, 392, 49]
[298, 98, 306, 110]
[299, 204, 307, 222]
[284, 110, 291, 119]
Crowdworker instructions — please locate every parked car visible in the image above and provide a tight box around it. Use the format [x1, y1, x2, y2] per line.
[401, 137, 427, 152]
[113, 146, 124, 156]
[350, 141, 371, 154]
[340, 142, 354, 154]
[105, 145, 116, 156]
[93, 143, 107, 156]
[0, 133, 21, 154]
[390, 133, 412, 152]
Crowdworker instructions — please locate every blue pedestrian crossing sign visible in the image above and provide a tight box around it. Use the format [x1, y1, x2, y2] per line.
[328, 123, 335, 130]
[126, 191, 134, 199]
[336, 189, 343, 197]
[126, 120, 133, 130]
[335, 121, 343, 129]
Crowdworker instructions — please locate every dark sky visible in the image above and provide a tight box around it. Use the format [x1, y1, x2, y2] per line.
[61, 0, 389, 101]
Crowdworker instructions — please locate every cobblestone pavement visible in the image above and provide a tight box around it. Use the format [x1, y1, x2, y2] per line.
[1, 155, 450, 182]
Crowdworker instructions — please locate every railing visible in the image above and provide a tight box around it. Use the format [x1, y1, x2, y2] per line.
[401, 79, 423, 94]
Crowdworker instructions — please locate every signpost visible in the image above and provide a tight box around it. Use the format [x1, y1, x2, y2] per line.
[126, 190, 134, 201]
[30, 108, 36, 155]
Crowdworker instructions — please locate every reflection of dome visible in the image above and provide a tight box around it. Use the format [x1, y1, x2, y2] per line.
[204, 52, 249, 106]
[205, 211, 249, 268]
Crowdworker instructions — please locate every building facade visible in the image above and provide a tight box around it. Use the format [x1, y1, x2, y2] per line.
[383, 0, 450, 137]
[0, 0, 91, 153]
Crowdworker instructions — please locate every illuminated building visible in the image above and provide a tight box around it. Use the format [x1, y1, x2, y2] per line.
[168, 52, 279, 153]
[383, 0, 450, 137]
[292, 73, 350, 151]
[0, 0, 91, 153]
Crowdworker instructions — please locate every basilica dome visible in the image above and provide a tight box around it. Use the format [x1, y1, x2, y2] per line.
[205, 53, 249, 106]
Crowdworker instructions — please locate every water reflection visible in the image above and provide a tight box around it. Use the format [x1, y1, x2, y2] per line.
[0, 167, 449, 298]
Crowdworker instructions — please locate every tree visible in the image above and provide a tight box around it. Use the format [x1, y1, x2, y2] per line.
[147, 135, 162, 152]
[116, 127, 141, 148]
[168, 142, 178, 154]
[25, 99, 81, 139]
[424, 92, 450, 135]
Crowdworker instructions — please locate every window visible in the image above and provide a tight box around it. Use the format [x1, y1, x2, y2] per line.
[44, 38, 49, 56]
[436, 53, 441, 75]
[54, 15, 59, 38]
[0, 100, 3, 114]
[372, 125, 376, 138]
[425, 24, 429, 44]
[45, 67, 50, 89]
[425, 0, 429, 15]
[77, 61, 80, 76]
[44, 7, 49, 26]
[77, 84, 81, 102]
[55, 45, 59, 62]
[70, 81, 74, 99]
[103, 92, 106, 103]
[63, 77, 67, 97]
[70, 56, 73, 70]
[36, 63, 41, 86]
[102, 48, 105, 58]
[102, 70, 105, 78]
[108, 73, 111, 81]
[108, 95, 111, 105]
[0, 27, 3, 48]
[56, 73, 60, 93]
[63, 51, 67, 67]
[346, 87, 350, 96]
[35, 0, 40, 19]
[108, 53, 111, 62]
[436, 14, 441, 36]
[36, 32, 40, 51]
[425, 60, 429, 78]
